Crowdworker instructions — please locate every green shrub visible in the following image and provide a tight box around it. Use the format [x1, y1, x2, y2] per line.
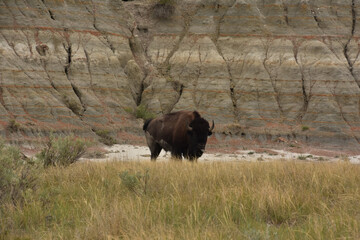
[124, 106, 133, 114]
[119, 169, 149, 196]
[7, 119, 20, 132]
[126, 104, 156, 120]
[135, 104, 156, 120]
[302, 125, 309, 131]
[94, 129, 117, 146]
[0, 141, 38, 205]
[37, 135, 90, 167]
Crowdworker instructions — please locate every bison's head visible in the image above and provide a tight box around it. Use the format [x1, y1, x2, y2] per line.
[186, 117, 214, 159]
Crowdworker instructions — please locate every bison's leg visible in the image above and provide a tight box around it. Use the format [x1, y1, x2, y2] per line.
[184, 153, 197, 162]
[145, 132, 162, 161]
[171, 150, 182, 160]
[150, 143, 162, 161]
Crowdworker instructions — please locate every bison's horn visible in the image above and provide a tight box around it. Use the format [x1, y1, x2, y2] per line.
[187, 125, 193, 131]
[210, 120, 215, 131]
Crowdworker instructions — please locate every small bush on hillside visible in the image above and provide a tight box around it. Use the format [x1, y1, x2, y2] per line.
[152, 0, 175, 19]
[125, 104, 156, 120]
[94, 129, 117, 146]
[0, 141, 38, 205]
[7, 119, 21, 132]
[302, 125, 309, 131]
[124, 106, 133, 115]
[38, 135, 90, 167]
[135, 104, 156, 120]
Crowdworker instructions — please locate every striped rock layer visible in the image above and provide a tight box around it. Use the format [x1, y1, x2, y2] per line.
[0, 0, 360, 148]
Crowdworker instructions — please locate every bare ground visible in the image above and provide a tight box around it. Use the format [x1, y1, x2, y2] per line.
[82, 141, 360, 164]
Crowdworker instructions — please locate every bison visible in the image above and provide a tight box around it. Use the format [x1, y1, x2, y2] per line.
[143, 110, 214, 161]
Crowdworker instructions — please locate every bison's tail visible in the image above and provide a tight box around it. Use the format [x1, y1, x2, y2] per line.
[143, 118, 153, 131]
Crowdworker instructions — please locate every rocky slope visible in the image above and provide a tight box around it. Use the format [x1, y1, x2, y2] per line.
[0, 0, 360, 149]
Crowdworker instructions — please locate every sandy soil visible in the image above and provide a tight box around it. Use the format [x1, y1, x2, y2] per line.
[82, 144, 360, 164]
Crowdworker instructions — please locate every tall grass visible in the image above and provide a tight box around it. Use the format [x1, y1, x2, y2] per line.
[1, 161, 360, 239]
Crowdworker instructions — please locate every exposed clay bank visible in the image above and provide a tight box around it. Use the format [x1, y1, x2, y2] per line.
[0, 0, 359, 149]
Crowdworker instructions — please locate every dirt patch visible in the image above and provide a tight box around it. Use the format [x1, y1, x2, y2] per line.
[79, 129, 360, 163]
[81, 143, 360, 164]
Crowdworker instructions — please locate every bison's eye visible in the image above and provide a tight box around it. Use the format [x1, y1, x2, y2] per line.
[208, 131, 212, 136]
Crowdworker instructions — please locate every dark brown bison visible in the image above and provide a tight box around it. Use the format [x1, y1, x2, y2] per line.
[143, 110, 214, 161]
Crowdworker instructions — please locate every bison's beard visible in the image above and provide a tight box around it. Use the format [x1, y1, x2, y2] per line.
[195, 149, 204, 158]
[186, 147, 204, 160]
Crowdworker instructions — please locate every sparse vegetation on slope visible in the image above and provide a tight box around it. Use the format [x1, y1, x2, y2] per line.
[7, 119, 21, 133]
[1, 161, 360, 239]
[125, 104, 156, 120]
[93, 129, 117, 146]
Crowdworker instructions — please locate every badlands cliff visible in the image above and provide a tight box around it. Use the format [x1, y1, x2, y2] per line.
[0, 0, 359, 148]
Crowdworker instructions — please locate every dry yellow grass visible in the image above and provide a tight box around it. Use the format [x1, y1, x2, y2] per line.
[1, 161, 360, 239]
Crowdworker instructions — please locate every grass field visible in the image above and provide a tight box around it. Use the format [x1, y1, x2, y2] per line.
[1, 160, 360, 239]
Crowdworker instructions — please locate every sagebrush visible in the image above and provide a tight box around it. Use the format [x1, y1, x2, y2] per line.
[37, 135, 90, 167]
[0, 141, 38, 205]
[119, 169, 149, 196]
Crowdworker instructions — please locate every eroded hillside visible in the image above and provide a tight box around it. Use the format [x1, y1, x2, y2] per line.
[0, 0, 359, 149]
